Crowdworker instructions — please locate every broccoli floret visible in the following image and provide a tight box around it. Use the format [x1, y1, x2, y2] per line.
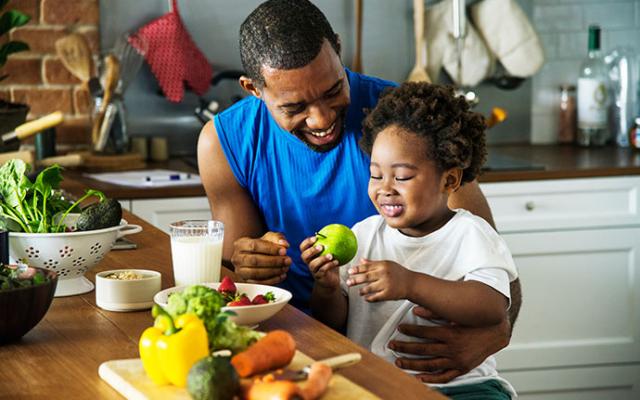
[165, 285, 260, 353]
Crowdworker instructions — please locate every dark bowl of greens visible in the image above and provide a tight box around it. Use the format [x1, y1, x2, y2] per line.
[0, 264, 58, 344]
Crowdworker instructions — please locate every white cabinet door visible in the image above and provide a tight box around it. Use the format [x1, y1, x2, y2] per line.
[496, 228, 640, 370]
[130, 197, 211, 234]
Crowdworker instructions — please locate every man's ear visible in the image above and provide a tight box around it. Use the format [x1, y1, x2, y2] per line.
[239, 76, 262, 98]
[442, 168, 463, 193]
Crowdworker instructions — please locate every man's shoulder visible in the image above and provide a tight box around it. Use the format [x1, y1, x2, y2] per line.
[217, 96, 262, 120]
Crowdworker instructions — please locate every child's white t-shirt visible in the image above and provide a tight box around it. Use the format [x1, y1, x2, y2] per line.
[340, 209, 518, 395]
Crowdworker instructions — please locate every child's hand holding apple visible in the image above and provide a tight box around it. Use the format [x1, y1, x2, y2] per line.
[300, 224, 358, 290]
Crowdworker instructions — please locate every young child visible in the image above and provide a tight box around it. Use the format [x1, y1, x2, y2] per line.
[301, 83, 518, 399]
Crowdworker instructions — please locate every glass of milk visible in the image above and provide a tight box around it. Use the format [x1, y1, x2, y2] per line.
[169, 220, 224, 286]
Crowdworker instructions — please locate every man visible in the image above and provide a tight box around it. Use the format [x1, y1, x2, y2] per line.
[198, 0, 522, 384]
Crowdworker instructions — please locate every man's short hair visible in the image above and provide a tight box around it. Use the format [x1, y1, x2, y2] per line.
[239, 0, 341, 87]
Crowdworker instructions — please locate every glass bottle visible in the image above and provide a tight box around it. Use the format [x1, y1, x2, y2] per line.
[558, 84, 577, 144]
[577, 25, 610, 146]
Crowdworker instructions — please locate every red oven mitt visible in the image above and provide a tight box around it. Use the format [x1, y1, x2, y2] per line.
[130, 0, 212, 102]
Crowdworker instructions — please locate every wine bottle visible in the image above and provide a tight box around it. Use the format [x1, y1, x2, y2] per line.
[577, 25, 610, 146]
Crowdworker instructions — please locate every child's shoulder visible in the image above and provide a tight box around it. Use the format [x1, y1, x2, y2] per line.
[450, 209, 500, 239]
[352, 214, 385, 233]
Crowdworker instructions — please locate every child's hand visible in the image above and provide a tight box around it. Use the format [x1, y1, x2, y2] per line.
[300, 236, 340, 289]
[346, 258, 414, 302]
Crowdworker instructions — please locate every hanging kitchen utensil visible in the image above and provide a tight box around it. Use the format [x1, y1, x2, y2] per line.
[470, 0, 544, 91]
[451, 0, 478, 106]
[406, 0, 431, 83]
[129, 0, 212, 103]
[351, 0, 363, 73]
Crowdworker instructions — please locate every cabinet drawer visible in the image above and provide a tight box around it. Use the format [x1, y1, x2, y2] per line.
[481, 176, 640, 232]
[500, 364, 640, 400]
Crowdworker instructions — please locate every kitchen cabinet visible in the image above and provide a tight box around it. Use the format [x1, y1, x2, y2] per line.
[481, 176, 640, 399]
[129, 197, 211, 234]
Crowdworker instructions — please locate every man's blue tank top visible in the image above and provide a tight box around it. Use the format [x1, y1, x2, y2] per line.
[215, 69, 395, 313]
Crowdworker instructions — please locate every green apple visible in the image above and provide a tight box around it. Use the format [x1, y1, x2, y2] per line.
[315, 223, 358, 266]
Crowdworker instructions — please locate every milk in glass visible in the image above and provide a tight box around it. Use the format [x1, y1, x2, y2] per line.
[171, 236, 223, 286]
[169, 220, 224, 286]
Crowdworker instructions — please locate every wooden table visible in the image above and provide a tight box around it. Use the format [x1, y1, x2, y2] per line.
[0, 213, 444, 400]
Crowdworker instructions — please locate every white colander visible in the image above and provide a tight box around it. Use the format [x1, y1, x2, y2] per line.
[8, 216, 142, 297]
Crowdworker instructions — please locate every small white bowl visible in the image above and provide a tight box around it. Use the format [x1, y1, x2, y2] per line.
[154, 282, 292, 326]
[96, 269, 161, 312]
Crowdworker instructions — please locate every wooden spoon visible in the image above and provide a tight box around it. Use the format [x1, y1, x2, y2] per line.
[406, 0, 431, 83]
[351, 0, 363, 73]
[92, 54, 120, 149]
[55, 33, 93, 87]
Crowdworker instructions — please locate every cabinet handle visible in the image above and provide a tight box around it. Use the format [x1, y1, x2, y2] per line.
[525, 201, 535, 211]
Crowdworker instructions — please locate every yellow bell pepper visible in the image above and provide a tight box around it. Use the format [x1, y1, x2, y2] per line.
[139, 306, 209, 387]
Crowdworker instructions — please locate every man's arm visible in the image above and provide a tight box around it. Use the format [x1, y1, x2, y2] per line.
[197, 120, 266, 267]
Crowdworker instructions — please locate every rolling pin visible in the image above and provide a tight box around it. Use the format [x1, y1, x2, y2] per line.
[1, 111, 64, 145]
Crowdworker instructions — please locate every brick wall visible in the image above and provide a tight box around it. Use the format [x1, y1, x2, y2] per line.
[0, 0, 100, 145]
[530, 0, 640, 143]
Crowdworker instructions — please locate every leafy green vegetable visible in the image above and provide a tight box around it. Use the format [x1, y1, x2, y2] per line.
[0, 159, 104, 233]
[0, 264, 49, 290]
[165, 285, 262, 353]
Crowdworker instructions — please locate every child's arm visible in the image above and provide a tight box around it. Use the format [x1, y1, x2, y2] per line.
[300, 236, 349, 331]
[347, 259, 508, 327]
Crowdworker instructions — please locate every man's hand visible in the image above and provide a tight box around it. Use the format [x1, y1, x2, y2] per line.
[388, 306, 511, 384]
[346, 258, 414, 302]
[300, 236, 341, 290]
[231, 232, 292, 285]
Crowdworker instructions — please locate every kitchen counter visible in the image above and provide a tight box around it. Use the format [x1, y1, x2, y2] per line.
[0, 212, 443, 399]
[59, 145, 640, 200]
[479, 144, 640, 183]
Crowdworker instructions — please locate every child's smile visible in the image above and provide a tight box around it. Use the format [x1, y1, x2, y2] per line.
[368, 125, 457, 237]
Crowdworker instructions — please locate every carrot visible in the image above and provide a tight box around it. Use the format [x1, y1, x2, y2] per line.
[231, 330, 296, 378]
[300, 362, 332, 400]
[246, 380, 302, 400]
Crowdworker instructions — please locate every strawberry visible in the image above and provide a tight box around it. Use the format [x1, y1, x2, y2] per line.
[218, 276, 237, 296]
[227, 294, 251, 307]
[251, 294, 268, 305]
[252, 291, 276, 305]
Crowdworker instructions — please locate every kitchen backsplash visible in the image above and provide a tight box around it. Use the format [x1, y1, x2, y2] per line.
[100, 0, 533, 156]
[0, 0, 100, 146]
[530, 0, 640, 143]
[95, 0, 639, 155]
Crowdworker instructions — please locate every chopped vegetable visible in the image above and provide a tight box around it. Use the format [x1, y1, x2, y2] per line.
[139, 306, 209, 387]
[245, 362, 332, 400]
[0, 264, 49, 290]
[165, 285, 261, 353]
[231, 330, 296, 378]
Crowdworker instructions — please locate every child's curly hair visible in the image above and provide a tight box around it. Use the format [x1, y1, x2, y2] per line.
[360, 83, 486, 184]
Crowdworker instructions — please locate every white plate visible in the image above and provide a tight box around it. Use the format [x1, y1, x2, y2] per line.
[153, 282, 292, 326]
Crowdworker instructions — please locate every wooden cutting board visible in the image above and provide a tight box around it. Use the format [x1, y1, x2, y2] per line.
[80, 151, 146, 172]
[98, 351, 380, 400]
